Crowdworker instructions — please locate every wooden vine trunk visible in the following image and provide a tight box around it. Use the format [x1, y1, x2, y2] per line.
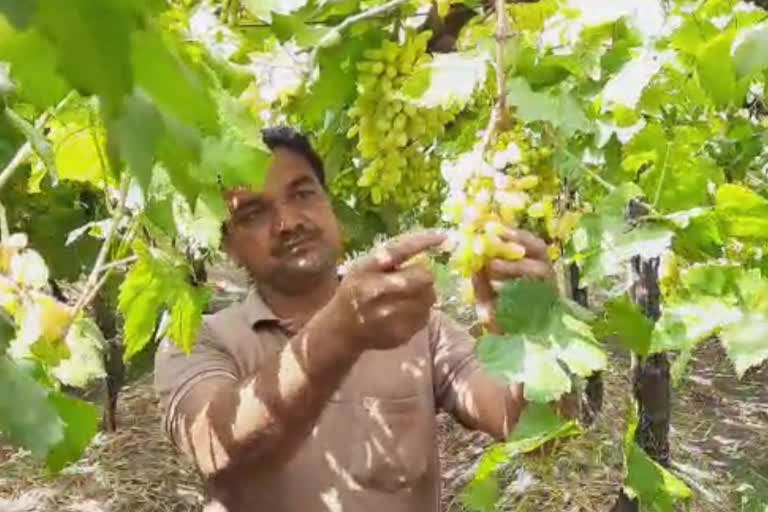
[92, 287, 124, 432]
[612, 202, 671, 512]
[569, 264, 604, 426]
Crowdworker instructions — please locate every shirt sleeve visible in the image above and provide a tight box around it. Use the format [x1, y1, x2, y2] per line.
[429, 310, 521, 440]
[429, 310, 483, 414]
[154, 320, 239, 447]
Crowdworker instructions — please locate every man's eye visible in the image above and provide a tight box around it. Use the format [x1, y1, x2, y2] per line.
[296, 189, 316, 200]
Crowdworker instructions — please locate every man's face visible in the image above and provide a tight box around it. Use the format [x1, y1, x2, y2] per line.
[223, 147, 342, 292]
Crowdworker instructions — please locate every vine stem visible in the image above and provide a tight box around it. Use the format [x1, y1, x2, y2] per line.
[480, 0, 511, 152]
[68, 174, 131, 326]
[308, 0, 410, 70]
[0, 91, 75, 192]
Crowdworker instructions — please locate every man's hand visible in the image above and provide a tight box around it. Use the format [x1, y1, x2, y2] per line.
[472, 228, 554, 332]
[327, 230, 446, 352]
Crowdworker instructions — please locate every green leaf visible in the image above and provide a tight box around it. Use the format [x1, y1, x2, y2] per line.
[110, 93, 165, 192]
[733, 23, 768, 79]
[598, 294, 653, 355]
[624, 123, 724, 213]
[131, 29, 218, 133]
[168, 284, 211, 354]
[118, 243, 167, 360]
[242, 0, 308, 23]
[625, 443, 691, 511]
[696, 30, 737, 107]
[495, 278, 559, 333]
[0, 0, 37, 29]
[505, 402, 582, 453]
[35, 0, 134, 106]
[621, 400, 691, 511]
[270, 13, 330, 46]
[506, 77, 592, 136]
[0, 356, 63, 459]
[45, 391, 98, 472]
[53, 317, 106, 388]
[200, 135, 269, 190]
[719, 316, 768, 378]
[0, 26, 69, 109]
[5, 108, 57, 183]
[402, 51, 487, 108]
[715, 183, 768, 240]
[477, 334, 572, 402]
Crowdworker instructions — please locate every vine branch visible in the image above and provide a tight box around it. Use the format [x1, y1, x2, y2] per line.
[69, 174, 131, 326]
[0, 91, 75, 191]
[480, 0, 511, 151]
[309, 0, 410, 67]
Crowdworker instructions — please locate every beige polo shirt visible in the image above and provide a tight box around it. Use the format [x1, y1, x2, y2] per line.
[154, 289, 511, 512]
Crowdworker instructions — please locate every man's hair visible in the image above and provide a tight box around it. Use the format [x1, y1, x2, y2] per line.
[261, 126, 326, 188]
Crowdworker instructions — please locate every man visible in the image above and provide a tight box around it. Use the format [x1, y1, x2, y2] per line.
[154, 126, 555, 512]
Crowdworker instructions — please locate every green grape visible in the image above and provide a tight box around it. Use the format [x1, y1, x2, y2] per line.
[343, 29, 457, 209]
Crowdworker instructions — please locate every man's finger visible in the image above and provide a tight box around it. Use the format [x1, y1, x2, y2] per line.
[383, 264, 435, 294]
[485, 258, 555, 281]
[499, 229, 548, 261]
[472, 269, 498, 330]
[364, 230, 447, 271]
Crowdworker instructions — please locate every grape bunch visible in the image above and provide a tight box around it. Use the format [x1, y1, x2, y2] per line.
[441, 125, 570, 284]
[344, 31, 456, 207]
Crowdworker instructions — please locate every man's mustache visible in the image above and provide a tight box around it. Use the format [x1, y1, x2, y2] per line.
[271, 228, 320, 256]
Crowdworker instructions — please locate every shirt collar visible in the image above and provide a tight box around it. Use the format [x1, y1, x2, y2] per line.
[241, 288, 288, 330]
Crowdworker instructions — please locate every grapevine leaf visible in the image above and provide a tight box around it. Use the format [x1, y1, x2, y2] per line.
[118, 243, 166, 360]
[477, 334, 572, 403]
[5, 106, 57, 183]
[0, 356, 63, 459]
[45, 391, 98, 472]
[0, 0, 37, 29]
[495, 278, 559, 334]
[714, 183, 768, 240]
[131, 29, 218, 133]
[462, 476, 499, 512]
[624, 123, 723, 212]
[52, 317, 106, 388]
[0, 27, 69, 109]
[696, 30, 737, 107]
[621, 401, 691, 511]
[173, 185, 229, 250]
[506, 77, 592, 136]
[732, 23, 768, 79]
[598, 294, 653, 355]
[200, 135, 269, 190]
[651, 298, 740, 354]
[289, 31, 380, 131]
[505, 402, 582, 454]
[402, 52, 487, 108]
[110, 93, 165, 192]
[270, 13, 330, 46]
[168, 283, 211, 354]
[719, 316, 768, 378]
[625, 442, 691, 511]
[35, 0, 134, 106]
[242, 0, 308, 23]
[45, 114, 108, 185]
[672, 211, 724, 261]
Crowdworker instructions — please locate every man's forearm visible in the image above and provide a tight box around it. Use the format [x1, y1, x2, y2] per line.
[185, 309, 360, 478]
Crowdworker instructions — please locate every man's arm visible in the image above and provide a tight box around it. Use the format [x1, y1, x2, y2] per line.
[165, 309, 361, 480]
[157, 231, 445, 481]
[431, 311, 526, 441]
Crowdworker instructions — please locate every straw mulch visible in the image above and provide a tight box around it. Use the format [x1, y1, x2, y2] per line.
[1, 345, 765, 511]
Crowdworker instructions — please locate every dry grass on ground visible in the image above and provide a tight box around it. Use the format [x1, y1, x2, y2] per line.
[1, 340, 766, 512]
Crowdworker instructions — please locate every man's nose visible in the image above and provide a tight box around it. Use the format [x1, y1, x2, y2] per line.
[273, 203, 303, 234]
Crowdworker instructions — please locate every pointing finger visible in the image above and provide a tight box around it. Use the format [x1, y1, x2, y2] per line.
[363, 229, 447, 271]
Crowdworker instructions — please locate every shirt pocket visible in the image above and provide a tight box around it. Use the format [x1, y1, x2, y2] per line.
[348, 393, 433, 493]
